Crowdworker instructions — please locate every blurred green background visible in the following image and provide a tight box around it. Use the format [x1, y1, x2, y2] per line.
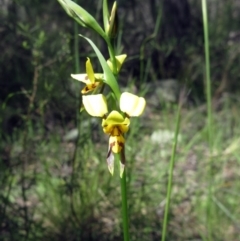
[1, 0, 240, 240]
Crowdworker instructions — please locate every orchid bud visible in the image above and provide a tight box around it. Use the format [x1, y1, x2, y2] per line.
[107, 1, 118, 38]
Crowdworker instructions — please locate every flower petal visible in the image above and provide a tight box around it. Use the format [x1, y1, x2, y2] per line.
[71, 74, 91, 84]
[119, 147, 126, 178]
[102, 111, 130, 134]
[107, 146, 114, 175]
[94, 73, 104, 80]
[71, 73, 103, 84]
[116, 54, 127, 67]
[119, 162, 125, 178]
[102, 123, 114, 134]
[107, 54, 127, 72]
[109, 135, 125, 153]
[102, 112, 130, 134]
[120, 92, 146, 116]
[82, 94, 108, 117]
[104, 110, 124, 124]
[118, 120, 130, 133]
[86, 58, 95, 83]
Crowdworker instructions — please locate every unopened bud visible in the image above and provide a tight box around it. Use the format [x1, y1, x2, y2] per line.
[107, 1, 118, 38]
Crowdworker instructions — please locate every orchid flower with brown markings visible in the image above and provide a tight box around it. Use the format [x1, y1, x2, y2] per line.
[82, 92, 146, 177]
[71, 54, 127, 94]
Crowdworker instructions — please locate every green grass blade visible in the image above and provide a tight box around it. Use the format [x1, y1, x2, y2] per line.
[212, 195, 238, 223]
[161, 104, 181, 241]
[202, 0, 213, 148]
[201, 0, 214, 240]
[120, 168, 130, 241]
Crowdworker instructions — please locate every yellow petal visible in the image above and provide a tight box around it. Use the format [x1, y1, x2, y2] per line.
[111, 126, 121, 136]
[106, 60, 113, 71]
[86, 58, 95, 83]
[107, 54, 127, 72]
[71, 73, 103, 84]
[119, 150, 126, 178]
[120, 92, 146, 116]
[116, 54, 127, 67]
[104, 110, 125, 124]
[107, 148, 114, 175]
[94, 73, 104, 80]
[82, 94, 108, 117]
[119, 162, 125, 178]
[109, 135, 125, 153]
[102, 123, 114, 134]
[118, 119, 130, 133]
[71, 74, 91, 84]
[102, 111, 130, 134]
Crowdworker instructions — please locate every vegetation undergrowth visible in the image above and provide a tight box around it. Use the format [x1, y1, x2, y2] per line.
[1, 0, 240, 241]
[1, 100, 240, 240]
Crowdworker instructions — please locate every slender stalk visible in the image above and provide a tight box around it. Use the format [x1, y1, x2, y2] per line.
[120, 166, 130, 241]
[161, 104, 181, 241]
[109, 35, 130, 239]
[20, 63, 40, 239]
[107, 40, 118, 76]
[201, 1, 213, 240]
[202, 0, 213, 148]
[70, 8, 82, 225]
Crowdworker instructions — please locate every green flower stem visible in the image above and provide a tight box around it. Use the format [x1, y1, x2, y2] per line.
[69, 8, 82, 224]
[201, 0, 213, 240]
[107, 39, 118, 77]
[161, 104, 181, 241]
[108, 29, 129, 239]
[119, 155, 130, 241]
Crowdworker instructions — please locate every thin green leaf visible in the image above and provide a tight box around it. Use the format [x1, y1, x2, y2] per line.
[57, 0, 87, 27]
[57, 0, 107, 40]
[212, 195, 238, 223]
[80, 35, 121, 100]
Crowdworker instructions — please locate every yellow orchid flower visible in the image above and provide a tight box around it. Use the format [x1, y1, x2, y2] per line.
[102, 110, 130, 176]
[82, 92, 146, 177]
[102, 110, 130, 153]
[71, 55, 127, 94]
[107, 54, 127, 73]
[71, 57, 103, 94]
